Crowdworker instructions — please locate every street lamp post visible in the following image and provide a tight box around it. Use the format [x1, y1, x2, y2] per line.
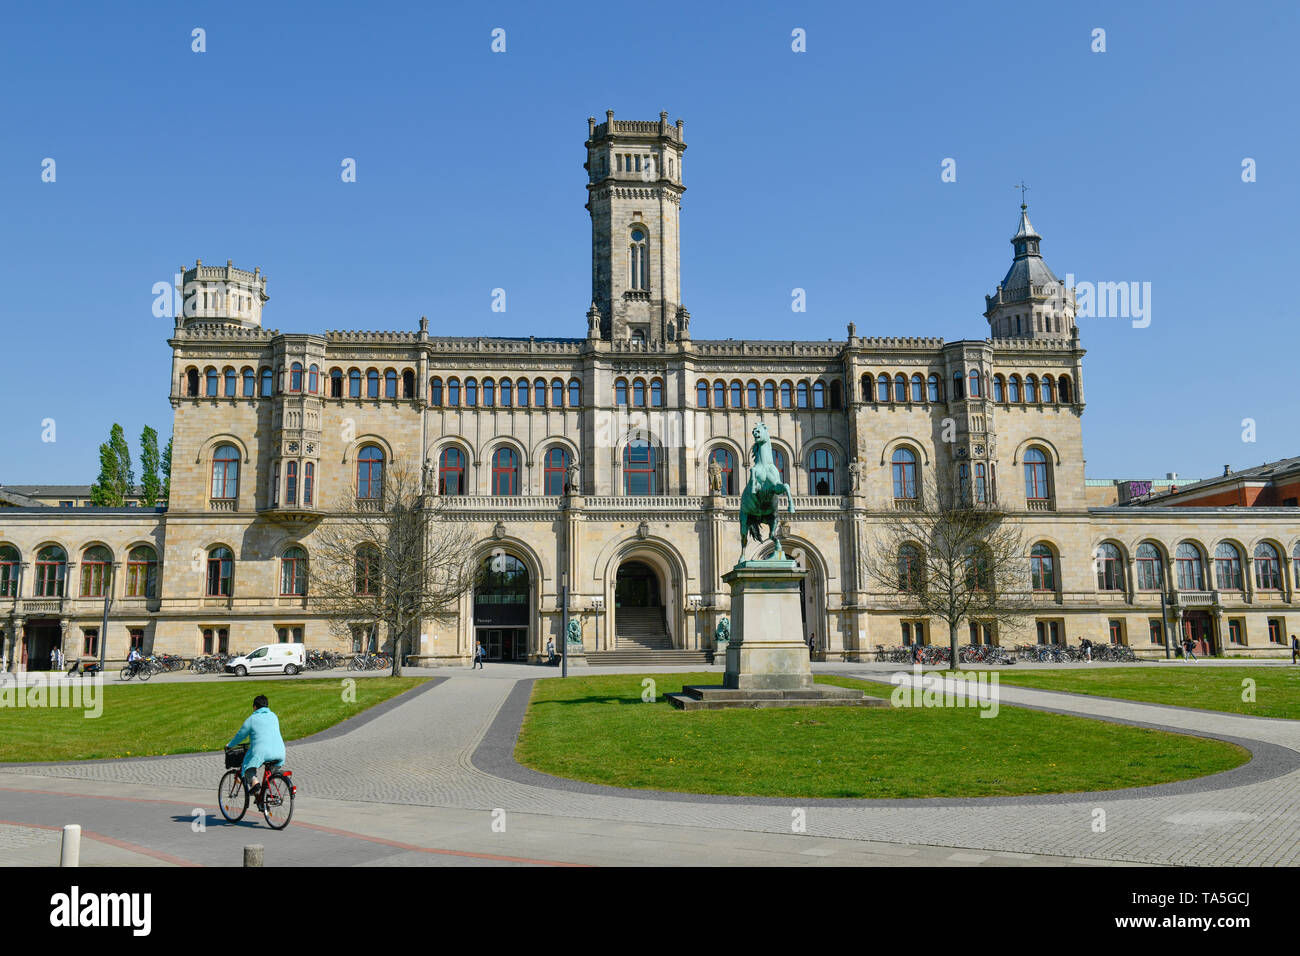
[561, 571, 569, 679]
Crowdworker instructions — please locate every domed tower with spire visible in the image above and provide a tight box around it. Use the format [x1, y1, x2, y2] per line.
[984, 203, 1076, 340]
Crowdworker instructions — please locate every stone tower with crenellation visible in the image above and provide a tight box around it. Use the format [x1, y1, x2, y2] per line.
[584, 110, 688, 345]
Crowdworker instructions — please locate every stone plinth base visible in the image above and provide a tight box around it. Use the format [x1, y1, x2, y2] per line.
[667, 684, 886, 711]
[721, 559, 812, 691]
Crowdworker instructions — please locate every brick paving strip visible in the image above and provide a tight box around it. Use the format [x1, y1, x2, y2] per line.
[2, 666, 1298, 865]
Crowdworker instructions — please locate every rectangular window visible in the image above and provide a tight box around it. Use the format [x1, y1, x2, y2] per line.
[1108, 619, 1123, 644]
[1268, 618, 1283, 643]
[83, 628, 98, 657]
[203, 628, 214, 654]
[1036, 620, 1061, 645]
[1149, 618, 1164, 644]
[129, 628, 144, 651]
[900, 622, 912, 646]
[1227, 619, 1244, 645]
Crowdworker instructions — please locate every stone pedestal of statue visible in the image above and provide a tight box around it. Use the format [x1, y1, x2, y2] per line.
[668, 557, 883, 710]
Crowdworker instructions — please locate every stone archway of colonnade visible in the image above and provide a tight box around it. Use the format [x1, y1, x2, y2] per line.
[609, 551, 683, 651]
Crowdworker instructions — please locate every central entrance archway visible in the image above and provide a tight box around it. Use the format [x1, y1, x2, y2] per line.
[473, 553, 530, 661]
[615, 560, 661, 608]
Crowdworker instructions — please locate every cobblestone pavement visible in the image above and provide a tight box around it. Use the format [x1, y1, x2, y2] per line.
[2, 663, 1298, 866]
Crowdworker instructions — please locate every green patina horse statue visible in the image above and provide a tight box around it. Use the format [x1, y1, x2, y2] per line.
[740, 422, 795, 561]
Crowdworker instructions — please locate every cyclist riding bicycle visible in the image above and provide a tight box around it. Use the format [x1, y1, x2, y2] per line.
[226, 695, 286, 806]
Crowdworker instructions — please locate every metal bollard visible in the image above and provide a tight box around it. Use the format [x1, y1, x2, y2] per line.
[243, 844, 264, 867]
[59, 824, 81, 867]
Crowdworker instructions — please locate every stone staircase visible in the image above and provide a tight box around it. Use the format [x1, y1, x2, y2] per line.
[585, 606, 712, 666]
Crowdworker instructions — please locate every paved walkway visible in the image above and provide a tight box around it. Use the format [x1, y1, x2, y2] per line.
[2, 662, 1297, 866]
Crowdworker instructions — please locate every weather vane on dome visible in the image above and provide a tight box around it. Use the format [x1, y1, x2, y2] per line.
[1014, 180, 1030, 207]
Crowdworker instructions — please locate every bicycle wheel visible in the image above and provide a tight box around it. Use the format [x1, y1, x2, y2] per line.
[139, 664, 155, 681]
[261, 772, 295, 830]
[218, 769, 248, 822]
[120, 666, 134, 681]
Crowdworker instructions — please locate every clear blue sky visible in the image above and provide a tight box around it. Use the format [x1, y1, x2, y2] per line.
[2, 0, 1296, 485]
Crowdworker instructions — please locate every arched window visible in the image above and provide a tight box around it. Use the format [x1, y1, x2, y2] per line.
[364, 369, 378, 399]
[1041, 375, 1054, 403]
[1214, 543, 1243, 590]
[898, 545, 922, 591]
[1096, 543, 1124, 591]
[464, 377, 477, 406]
[569, 378, 581, 407]
[615, 378, 629, 406]
[732, 381, 744, 408]
[517, 378, 529, 407]
[773, 448, 789, 485]
[894, 374, 907, 403]
[185, 368, 200, 397]
[714, 380, 726, 408]
[298, 366, 311, 395]
[447, 378, 460, 407]
[259, 367, 273, 397]
[877, 374, 890, 402]
[1058, 375, 1073, 403]
[629, 227, 649, 290]
[552, 378, 564, 407]
[1008, 375, 1021, 402]
[482, 378, 495, 407]
[1025, 374, 1038, 403]
[224, 368, 237, 397]
[809, 448, 836, 495]
[206, 546, 233, 597]
[1136, 543, 1163, 590]
[927, 373, 941, 402]
[80, 545, 112, 597]
[861, 373, 873, 402]
[1031, 544, 1056, 592]
[968, 369, 981, 398]
[1255, 542, 1282, 590]
[993, 375, 1005, 402]
[763, 381, 776, 409]
[891, 448, 917, 500]
[633, 379, 646, 407]
[126, 545, 157, 598]
[812, 381, 826, 408]
[952, 372, 964, 400]
[544, 446, 570, 495]
[491, 447, 519, 495]
[624, 439, 658, 495]
[205, 368, 218, 396]
[382, 370, 396, 399]
[1175, 542, 1205, 591]
[709, 447, 736, 495]
[780, 381, 793, 409]
[285, 461, 298, 505]
[696, 381, 709, 407]
[304, 462, 314, 506]
[330, 368, 343, 398]
[402, 369, 414, 399]
[649, 378, 663, 408]
[829, 380, 843, 409]
[796, 381, 809, 408]
[429, 377, 443, 406]
[910, 374, 924, 403]
[35, 545, 67, 597]
[534, 378, 546, 407]
[354, 546, 380, 595]
[289, 363, 303, 392]
[747, 381, 760, 409]
[357, 446, 384, 499]
[1023, 447, 1050, 501]
[974, 462, 988, 503]
[211, 444, 239, 500]
[281, 546, 307, 596]
[500, 378, 513, 407]
[439, 447, 465, 496]
[348, 369, 361, 398]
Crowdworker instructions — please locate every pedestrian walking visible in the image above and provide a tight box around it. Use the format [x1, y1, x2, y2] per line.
[50, 645, 61, 671]
[473, 641, 486, 669]
[1081, 637, 1092, 662]
[807, 632, 816, 661]
[1183, 636, 1197, 662]
[1291, 634, 1298, 665]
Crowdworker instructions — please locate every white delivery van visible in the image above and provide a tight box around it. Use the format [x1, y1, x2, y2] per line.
[225, 643, 305, 676]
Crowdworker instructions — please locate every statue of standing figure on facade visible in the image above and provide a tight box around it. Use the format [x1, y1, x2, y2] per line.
[848, 457, 863, 493]
[707, 459, 723, 494]
[566, 458, 580, 494]
[422, 456, 436, 494]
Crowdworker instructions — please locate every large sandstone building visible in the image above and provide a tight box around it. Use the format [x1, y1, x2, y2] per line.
[2, 112, 1297, 669]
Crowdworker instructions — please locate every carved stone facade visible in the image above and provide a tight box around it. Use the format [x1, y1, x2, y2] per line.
[2, 115, 1297, 669]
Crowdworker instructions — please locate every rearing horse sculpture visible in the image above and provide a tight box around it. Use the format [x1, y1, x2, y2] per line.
[739, 422, 795, 560]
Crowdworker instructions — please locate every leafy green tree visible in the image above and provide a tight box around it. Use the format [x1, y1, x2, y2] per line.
[161, 436, 173, 506]
[90, 424, 135, 506]
[140, 426, 161, 506]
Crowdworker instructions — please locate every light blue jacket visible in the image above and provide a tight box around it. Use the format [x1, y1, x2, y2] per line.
[226, 707, 286, 777]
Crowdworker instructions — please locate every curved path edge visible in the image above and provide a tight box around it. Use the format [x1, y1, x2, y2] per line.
[472, 676, 1300, 808]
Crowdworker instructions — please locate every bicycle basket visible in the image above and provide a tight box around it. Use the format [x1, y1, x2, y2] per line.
[225, 745, 248, 769]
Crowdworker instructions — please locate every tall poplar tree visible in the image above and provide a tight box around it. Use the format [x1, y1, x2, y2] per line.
[90, 424, 135, 506]
[140, 426, 161, 506]
[161, 436, 173, 506]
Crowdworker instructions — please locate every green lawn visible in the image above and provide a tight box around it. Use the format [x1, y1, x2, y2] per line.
[514, 673, 1248, 799]
[0, 677, 426, 762]
[996, 666, 1300, 719]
